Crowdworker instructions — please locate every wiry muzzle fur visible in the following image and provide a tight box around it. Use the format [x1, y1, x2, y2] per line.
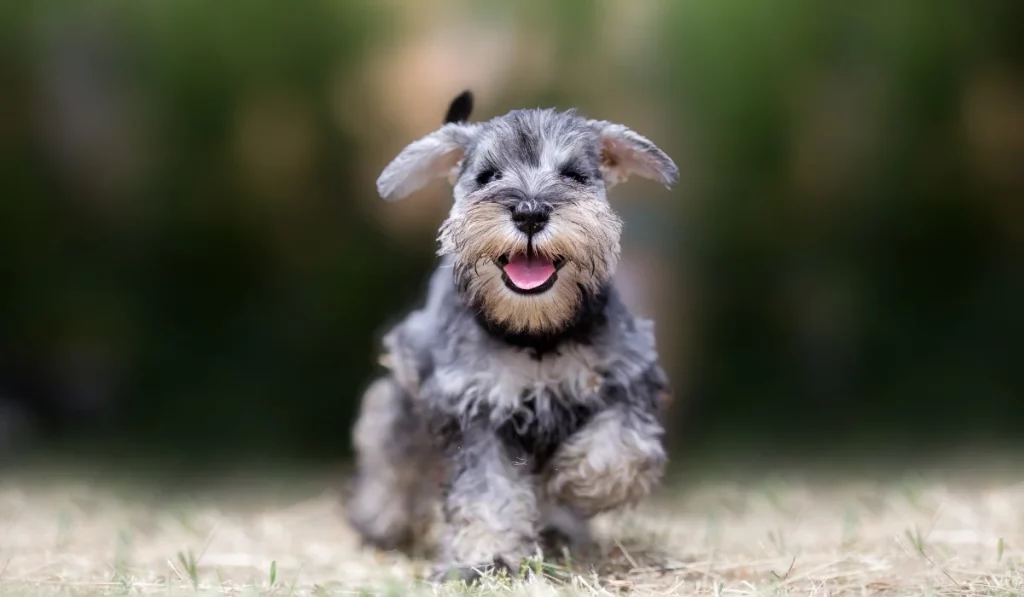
[438, 196, 622, 334]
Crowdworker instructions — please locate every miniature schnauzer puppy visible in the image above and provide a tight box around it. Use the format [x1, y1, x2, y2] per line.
[347, 91, 679, 581]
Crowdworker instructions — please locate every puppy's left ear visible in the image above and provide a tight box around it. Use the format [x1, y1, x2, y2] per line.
[376, 122, 478, 201]
[589, 120, 679, 190]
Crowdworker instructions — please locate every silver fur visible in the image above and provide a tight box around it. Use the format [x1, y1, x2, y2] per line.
[348, 94, 679, 582]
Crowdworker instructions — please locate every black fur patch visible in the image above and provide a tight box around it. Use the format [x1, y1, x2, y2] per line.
[444, 90, 474, 124]
[474, 283, 610, 359]
[509, 112, 542, 167]
[496, 392, 598, 472]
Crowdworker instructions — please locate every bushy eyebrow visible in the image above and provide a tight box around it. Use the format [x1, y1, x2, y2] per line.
[558, 156, 584, 170]
[558, 156, 599, 177]
[475, 158, 499, 174]
[457, 153, 494, 179]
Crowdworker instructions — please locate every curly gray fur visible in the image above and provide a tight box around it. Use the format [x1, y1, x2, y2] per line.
[348, 92, 679, 581]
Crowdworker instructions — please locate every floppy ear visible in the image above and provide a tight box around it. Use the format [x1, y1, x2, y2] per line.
[376, 122, 477, 201]
[589, 120, 679, 190]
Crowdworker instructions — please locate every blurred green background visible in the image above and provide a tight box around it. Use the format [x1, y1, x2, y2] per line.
[0, 0, 1021, 474]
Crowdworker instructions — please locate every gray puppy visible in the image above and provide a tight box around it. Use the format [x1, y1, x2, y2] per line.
[347, 91, 679, 582]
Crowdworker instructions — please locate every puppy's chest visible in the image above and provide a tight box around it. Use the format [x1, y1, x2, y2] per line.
[435, 344, 606, 414]
[434, 346, 608, 471]
[494, 389, 598, 473]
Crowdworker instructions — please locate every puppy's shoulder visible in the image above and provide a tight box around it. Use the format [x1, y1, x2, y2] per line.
[591, 287, 661, 367]
[378, 261, 465, 396]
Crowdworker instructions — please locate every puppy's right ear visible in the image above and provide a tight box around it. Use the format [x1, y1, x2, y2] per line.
[376, 123, 477, 201]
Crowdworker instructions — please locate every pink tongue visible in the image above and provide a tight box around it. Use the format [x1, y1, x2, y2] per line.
[502, 253, 556, 290]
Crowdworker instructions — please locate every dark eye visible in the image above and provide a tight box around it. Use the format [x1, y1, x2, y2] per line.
[476, 169, 502, 186]
[560, 167, 588, 185]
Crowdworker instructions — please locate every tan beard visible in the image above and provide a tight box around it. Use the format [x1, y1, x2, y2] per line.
[438, 199, 622, 334]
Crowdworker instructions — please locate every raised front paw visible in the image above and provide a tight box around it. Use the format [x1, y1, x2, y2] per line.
[545, 408, 667, 517]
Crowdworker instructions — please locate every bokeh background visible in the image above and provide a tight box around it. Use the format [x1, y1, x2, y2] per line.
[1, 0, 1021, 479]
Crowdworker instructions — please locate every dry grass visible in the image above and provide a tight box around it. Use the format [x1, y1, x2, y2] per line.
[1, 471, 1023, 596]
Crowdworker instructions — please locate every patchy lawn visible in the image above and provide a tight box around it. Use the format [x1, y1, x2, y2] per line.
[0, 469, 1022, 596]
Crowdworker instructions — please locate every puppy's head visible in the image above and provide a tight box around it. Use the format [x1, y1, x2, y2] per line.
[377, 91, 678, 336]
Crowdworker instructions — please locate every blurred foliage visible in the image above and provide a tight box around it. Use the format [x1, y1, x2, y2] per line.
[656, 0, 1024, 457]
[0, 0, 419, 463]
[0, 0, 1021, 468]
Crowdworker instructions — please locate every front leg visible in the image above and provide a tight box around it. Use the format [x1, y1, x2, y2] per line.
[544, 372, 668, 518]
[432, 421, 540, 582]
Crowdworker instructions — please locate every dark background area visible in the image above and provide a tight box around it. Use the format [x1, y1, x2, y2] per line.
[0, 0, 1021, 477]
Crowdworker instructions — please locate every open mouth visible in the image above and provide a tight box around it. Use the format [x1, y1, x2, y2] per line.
[496, 251, 566, 295]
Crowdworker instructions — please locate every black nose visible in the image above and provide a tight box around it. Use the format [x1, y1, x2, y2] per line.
[512, 202, 551, 235]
